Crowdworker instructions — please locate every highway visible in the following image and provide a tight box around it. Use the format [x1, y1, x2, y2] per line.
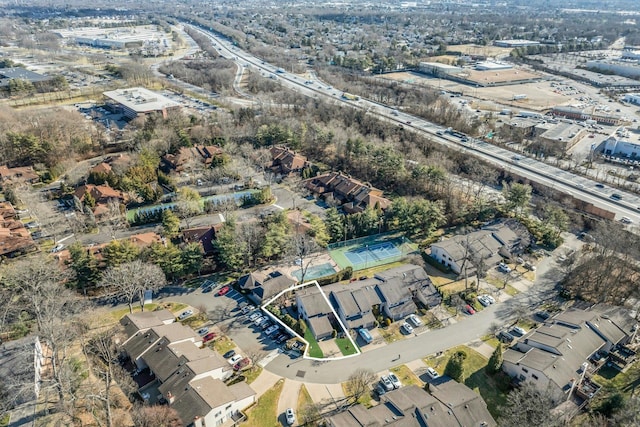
[184, 23, 640, 225]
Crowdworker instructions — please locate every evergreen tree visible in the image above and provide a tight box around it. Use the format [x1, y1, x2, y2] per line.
[444, 350, 467, 382]
[487, 345, 503, 374]
[161, 210, 181, 239]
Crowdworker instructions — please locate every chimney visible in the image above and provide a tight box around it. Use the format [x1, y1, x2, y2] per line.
[167, 391, 175, 404]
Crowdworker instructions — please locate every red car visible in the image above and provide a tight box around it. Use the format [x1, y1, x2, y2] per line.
[203, 332, 217, 343]
[233, 357, 251, 371]
[217, 286, 231, 296]
[464, 305, 476, 315]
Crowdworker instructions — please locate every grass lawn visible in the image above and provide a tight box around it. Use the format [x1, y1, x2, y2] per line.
[422, 312, 444, 329]
[0, 414, 8, 427]
[593, 362, 640, 396]
[423, 345, 509, 419]
[335, 337, 359, 356]
[213, 336, 237, 354]
[390, 365, 424, 387]
[110, 304, 159, 322]
[244, 365, 263, 385]
[422, 263, 457, 287]
[504, 285, 519, 296]
[342, 382, 374, 408]
[181, 312, 208, 328]
[244, 379, 284, 427]
[480, 334, 500, 349]
[297, 384, 314, 413]
[379, 323, 404, 344]
[304, 328, 324, 358]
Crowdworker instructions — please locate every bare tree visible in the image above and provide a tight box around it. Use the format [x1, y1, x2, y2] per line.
[345, 369, 376, 405]
[300, 400, 324, 426]
[101, 260, 167, 313]
[499, 383, 562, 427]
[289, 230, 322, 284]
[131, 404, 183, 427]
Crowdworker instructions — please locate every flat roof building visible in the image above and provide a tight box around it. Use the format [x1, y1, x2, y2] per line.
[603, 127, 640, 159]
[493, 39, 540, 48]
[103, 87, 181, 119]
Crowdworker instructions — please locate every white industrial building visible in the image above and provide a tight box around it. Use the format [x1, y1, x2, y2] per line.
[603, 127, 640, 159]
[418, 62, 464, 76]
[475, 61, 512, 71]
[623, 93, 640, 106]
[586, 59, 640, 79]
[103, 87, 181, 119]
[53, 25, 171, 52]
[493, 39, 540, 48]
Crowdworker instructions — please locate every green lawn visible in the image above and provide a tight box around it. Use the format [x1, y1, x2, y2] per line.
[480, 334, 500, 349]
[213, 336, 236, 354]
[424, 345, 509, 419]
[244, 365, 263, 385]
[379, 323, 404, 343]
[504, 285, 520, 296]
[593, 362, 640, 396]
[0, 414, 9, 427]
[391, 365, 424, 387]
[336, 337, 359, 356]
[244, 379, 284, 427]
[304, 328, 324, 358]
[110, 304, 159, 322]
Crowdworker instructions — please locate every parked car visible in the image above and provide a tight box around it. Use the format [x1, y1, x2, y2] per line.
[249, 312, 262, 322]
[265, 325, 279, 336]
[228, 354, 243, 365]
[610, 193, 622, 200]
[464, 305, 476, 315]
[285, 408, 296, 426]
[178, 310, 193, 320]
[223, 350, 236, 359]
[233, 357, 251, 371]
[203, 332, 217, 343]
[253, 316, 265, 326]
[202, 285, 213, 293]
[426, 367, 439, 379]
[217, 286, 231, 296]
[358, 328, 373, 344]
[374, 382, 387, 396]
[498, 262, 512, 273]
[536, 310, 551, 320]
[259, 319, 272, 330]
[380, 375, 394, 391]
[477, 295, 492, 307]
[497, 331, 515, 343]
[388, 373, 402, 389]
[196, 327, 209, 336]
[401, 322, 414, 334]
[50, 243, 65, 253]
[275, 334, 289, 343]
[510, 326, 526, 337]
[407, 314, 422, 327]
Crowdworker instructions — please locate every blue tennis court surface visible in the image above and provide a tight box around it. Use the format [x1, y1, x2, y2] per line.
[344, 242, 401, 266]
[292, 262, 337, 282]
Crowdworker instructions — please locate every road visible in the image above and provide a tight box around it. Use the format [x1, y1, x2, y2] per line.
[184, 23, 640, 225]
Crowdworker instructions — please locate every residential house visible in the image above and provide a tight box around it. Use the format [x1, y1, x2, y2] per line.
[376, 278, 417, 321]
[0, 336, 46, 410]
[181, 214, 225, 255]
[304, 171, 391, 214]
[238, 270, 297, 305]
[428, 377, 498, 427]
[119, 309, 176, 338]
[296, 289, 335, 340]
[0, 201, 36, 258]
[270, 146, 309, 176]
[122, 323, 201, 370]
[0, 165, 39, 184]
[429, 219, 530, 275]
[331, 280, 382, 330]
[90, 162, 113, 176]
[327, 384, 496, 427]
[375, 264, 442, 309]
[162, 144, 224, 172]
[74, 183, 125, 218]
[170, 377, 256, 427]
[502, 307, 634, 398]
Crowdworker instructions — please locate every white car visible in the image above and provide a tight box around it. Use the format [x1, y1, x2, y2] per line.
[265, 325, 279, 336]
[50, 243, 65, 253]
[407, 314, 422, 327]
[253, 316, 265, 326]
[380, 375, 394, 391]
[401, 322, 414, 334]
[228, 354, 243, 365]
[248, 312, 262, 322]
[388, 373, 402, 389]
[285, 408, 296, 425]
[426, 367, 439, 379]
[178, 310, 193, 320]
[498, 263, 512, 273]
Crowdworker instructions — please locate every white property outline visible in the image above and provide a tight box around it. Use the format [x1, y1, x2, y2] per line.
[260, 280, 361, 361]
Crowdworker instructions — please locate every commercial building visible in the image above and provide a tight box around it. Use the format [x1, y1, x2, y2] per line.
[551, 106, 622, 126]
[103, 87, 181, 119]
[603, 127, 640, 159]
[623, 93, 640, 105]
[475, 61, 512, 71]
[586, 59, 640, 79]
[418, 62, 465, 77]
[493, 39, 540, 48]
[417, 62, 540, 87]
[53, 26, 171, 52]
[0, 67, 50, 87]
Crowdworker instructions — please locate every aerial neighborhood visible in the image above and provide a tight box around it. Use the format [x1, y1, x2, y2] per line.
[2, 1, 640, 427]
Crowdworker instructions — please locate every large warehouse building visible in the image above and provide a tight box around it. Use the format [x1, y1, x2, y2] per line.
[103, 88, 181, 119]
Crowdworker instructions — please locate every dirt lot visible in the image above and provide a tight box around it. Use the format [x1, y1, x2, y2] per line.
[446, 44, 514, 58]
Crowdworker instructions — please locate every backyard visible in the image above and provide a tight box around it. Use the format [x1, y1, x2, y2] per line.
[424, 345, 510, 418]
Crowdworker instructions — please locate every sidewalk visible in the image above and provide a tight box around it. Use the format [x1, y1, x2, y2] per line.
[249, 369, 281, 398]
[305, 383, 345, 413]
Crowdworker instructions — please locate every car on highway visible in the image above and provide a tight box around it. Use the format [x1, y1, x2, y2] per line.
[610, 193, 622, 200]
[406, 314, 422, 327]
[178, 310, 193, 320]
[380, 375, 394, 391]
[426, 367, 439, 379]
[388, 373, 402, 389]
[595, 183, 605, 189]
[196, 327, 209, 336]
[217, 285, 231, 296]
[203, 332, 217, 343]
[401, 322, 414, 334]
[285, 408, 296, 425]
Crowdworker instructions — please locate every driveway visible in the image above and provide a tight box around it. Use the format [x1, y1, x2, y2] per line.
[276, 379, 302, 423]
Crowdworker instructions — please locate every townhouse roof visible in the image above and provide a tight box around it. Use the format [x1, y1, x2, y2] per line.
[238, 271, 267, 290]
[304, 171, 391, 211]
[143, 340, 219, 383]
[122, 328, 161, 361]
[251, 271, 297, 301]
[554, 309, 628, 345]
[428, 377, 497, 427]
[309, 315, 334, 337]
[119, 309, 175, 337]
[298, 290, 332, 317]
[151, 323, 200, 344]
[128, 232, 162, 248]
[376, 279, 411, 305]
[331, 281, 383, 323]
[375, 264, 429, 284]
[182, 225, 222, 254]
[270, 146, 308, 173]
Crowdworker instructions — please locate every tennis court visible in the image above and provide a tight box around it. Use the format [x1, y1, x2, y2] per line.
[291, 262, 337, 282]
[329, 233, 416, 271]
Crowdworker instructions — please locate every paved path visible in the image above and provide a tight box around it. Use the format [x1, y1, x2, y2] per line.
[249, 369, 282, 398]
[305, 383, 346, 413]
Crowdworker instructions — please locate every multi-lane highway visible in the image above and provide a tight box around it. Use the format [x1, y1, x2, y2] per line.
[184, 23, 640, 224]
